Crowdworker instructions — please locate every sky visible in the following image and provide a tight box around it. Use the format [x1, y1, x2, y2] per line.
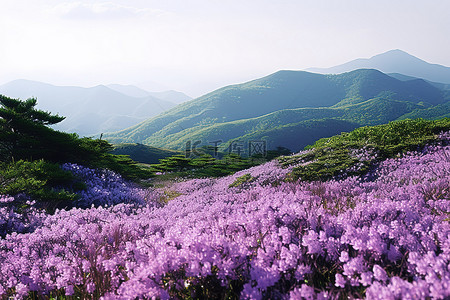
[1, 0, 450, 97]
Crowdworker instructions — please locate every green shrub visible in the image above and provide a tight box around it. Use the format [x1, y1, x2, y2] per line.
[0, 160, 80, 206]
[229, 173, 256, 188]
[282, 118, 450, 181]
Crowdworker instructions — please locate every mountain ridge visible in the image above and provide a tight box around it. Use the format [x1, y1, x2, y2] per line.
[105, 68, 449, 151]
[307, 49, 450, 84]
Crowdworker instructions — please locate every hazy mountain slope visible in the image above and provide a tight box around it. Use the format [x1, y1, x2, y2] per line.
[0, 80, 176, 136]
[106, 84, 152, 98]
[388, 73, 450, 90]
[107, 84, 192, 104]
[308, 49, 450, 84]
[147, 90, 192, 104]
[105, 69, 447, 149]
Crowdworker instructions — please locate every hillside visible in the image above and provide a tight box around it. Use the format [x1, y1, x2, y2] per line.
[110, 143, 181, 164]
[397, 101, 450, 120]
[0, 80, 177, 136]
[105, 68, 449, 151]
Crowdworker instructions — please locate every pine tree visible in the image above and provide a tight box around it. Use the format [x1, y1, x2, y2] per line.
[0, 95, 66, 161]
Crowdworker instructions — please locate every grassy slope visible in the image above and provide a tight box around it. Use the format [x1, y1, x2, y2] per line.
[139, 97, 434, 151]
[397, 101, 450, 120]
[220, 119, 359, 152]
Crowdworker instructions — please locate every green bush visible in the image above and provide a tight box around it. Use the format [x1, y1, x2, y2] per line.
[229, 173, 256, 188]
[0, 160, 80, 206]
[281, 118, 450, 182]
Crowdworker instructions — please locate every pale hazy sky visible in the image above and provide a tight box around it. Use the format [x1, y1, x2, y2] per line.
[1, 0, 450, 97]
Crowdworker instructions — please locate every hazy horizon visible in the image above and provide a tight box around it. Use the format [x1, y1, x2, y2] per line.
[1, 0, 450, 97]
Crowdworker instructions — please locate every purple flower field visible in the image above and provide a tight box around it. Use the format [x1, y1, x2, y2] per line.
[0, 139, 449, 299]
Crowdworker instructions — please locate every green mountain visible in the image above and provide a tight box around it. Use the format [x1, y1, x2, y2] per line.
[105, 69, 449, 152]
[110, 143, 181, 164]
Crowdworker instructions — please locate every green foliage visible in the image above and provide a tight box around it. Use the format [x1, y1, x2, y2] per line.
[0, 95, 65, 161]
[188, 154, 216, 168]
[229, 173, 256, 188]
[397, 101, 450, 121]
[75, 138, 153, 181]
[265, 147, 292, 160]
[0, 160, 80, 206]
[338, 97, 426, 125]
[318, 118, 450, 156]
[150, 147, 293, 181]
[158, 190, 183, 204]
[151, 153, 268, 180]
[282, 118, 450, 182]
[283, 148, 366, 182]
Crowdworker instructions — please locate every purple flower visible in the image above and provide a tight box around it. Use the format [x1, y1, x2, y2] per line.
[373, 265, 388, 282]
[339, 250, 349, 263]
[290, 284, 316, 300]
[360, 271, 373, 286]
[335, 273, 346, 288]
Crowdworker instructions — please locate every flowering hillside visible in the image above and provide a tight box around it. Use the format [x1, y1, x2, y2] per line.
[1, 132, 449, 298]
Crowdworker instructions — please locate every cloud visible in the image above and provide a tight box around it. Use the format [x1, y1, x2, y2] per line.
[49, 2, 165, 20]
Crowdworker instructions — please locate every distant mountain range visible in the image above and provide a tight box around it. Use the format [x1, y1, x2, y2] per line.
[105, 65, 450, 152]
[0, 80, 192, 136]
[307, 49, 450, 84]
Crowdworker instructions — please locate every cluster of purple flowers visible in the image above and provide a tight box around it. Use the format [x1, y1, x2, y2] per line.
[0, 162, 154, 238]
[61, 163, 147, 208]
[0, 197, 46, 238]
[0, 138, 449, 299]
